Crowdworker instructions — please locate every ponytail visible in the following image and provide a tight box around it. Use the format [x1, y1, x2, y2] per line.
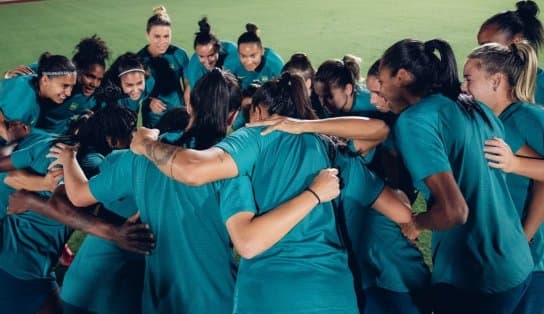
[468, 41, 537, 103]
[380, 38, 460, 101]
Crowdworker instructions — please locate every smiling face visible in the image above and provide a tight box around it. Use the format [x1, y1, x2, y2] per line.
[461, 58, 495, 105]
[366, 75, 390, 112]
[238, 43, 264, 72]
[146, 25, 172, 56]
[79, 63, 105, 97]
[120, 72, 146, 100]
[40, 74, 77, 104]
[195, 43, 219, 70]
[377, 66, 406, 114]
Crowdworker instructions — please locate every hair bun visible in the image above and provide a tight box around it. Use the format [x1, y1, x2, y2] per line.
[198, 17, 211, 34]
[245, 23, 259, 34]
[152, 5, 168, 16]
[516, 0, 539, 18]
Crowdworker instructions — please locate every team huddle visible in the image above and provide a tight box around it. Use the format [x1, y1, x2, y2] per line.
[0, 1, 543, 313]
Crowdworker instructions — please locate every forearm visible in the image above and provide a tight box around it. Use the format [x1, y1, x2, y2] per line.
[229, 190, 319, 258]
[48, 186, 116, 241]
[523, 181, 544, 241]
[4, 170, 50, 191]
[511, 156, 544, 181]
[142, 138, 237, 185]
[62, 158, 93, 206]
[0, 155, 15, 172]
[300, 117, 389, 141]
[415, 173, 469, 231]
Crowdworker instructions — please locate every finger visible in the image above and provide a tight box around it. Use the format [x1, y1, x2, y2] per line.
[126, 223, 153, 236]
[126, 211, 141, 224]
[260, 124, 279, 136]
[484, 152, 502, 163]
[48, 161, 60, 170]
[122, 245, 151, 256]
[326, 168, 339, 176]
[487, 161, 502, 169]
[246, 119, 279, 127]
[483, 146, 504, 155]
[45, 153, 59, 160]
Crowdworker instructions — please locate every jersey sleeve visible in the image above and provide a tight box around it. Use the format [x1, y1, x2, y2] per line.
[88, 151, 135, 204]
[394, 111, 451, 182]
[214, 127, 262, 176]
[218, 175, 257, 223]
[11, 139, 51, 171]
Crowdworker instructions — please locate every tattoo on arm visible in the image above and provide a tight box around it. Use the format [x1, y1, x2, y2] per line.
[145, 141, 178, 166]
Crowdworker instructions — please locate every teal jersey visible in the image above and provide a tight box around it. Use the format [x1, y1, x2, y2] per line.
[335, 151, 430, 293]
[535, 68, 544, 106]
[499, 101, 544, 272]
[0, 75, 40, 126]
[0, 128, 51, 219]
[0, 137, 72, 280]
[138, 45, 189, 127]
[350, 85, 377, 116]
[185, 40, 237, 88]
[88, 147, 255, 314]
[394, 94, 533, 293]
[215, 127, 358, 313]
[37, 84, 97, 134]
[61, 150, 144, 314]
[223, 47, 284, 89]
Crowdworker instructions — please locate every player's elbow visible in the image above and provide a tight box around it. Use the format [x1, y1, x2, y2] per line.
[445, 202, 469, 227]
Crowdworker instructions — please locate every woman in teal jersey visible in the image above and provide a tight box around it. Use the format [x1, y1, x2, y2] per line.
[223, 23, 284, 89]
[50, 69, 341, 313]
[0, 52, 77, 129]
[184, 17, 237, 101]
[137, 5, 189, 128]
[313, 56, 376, 118]
[377, 38, 533, 314]
[37, 35, 110, 134]
[0, 104, 144, 314]
[462, 41, 544, 314]
[130, 71, 412, 313]
[477, 0, 544, 105]
[245, 62, 428, 314]
[97, 52, 152, 117]
[233, 52, 316, 130]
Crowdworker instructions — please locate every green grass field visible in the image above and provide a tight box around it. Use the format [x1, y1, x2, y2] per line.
[1, 0, 542, 75]
[0, 0, 540, 268]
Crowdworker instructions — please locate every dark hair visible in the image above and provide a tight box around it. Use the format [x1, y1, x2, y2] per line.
[367, 59, 381, 77]
[72, 35, 110, 71]
[282, 53, 315, 82]
[178, 69, 241, 149]
[193, 17, 220, 52]
[56, 104, 136, 157]
[480, 0, 543, 52]
[468, 42, 538, 103]
[146, 5, 171, 33]
[96, 52, 147, 104]
[36, 52, 76, 79]
[155, 107, 190, 134]
[252, 72, 317, 119]
[237, 23, 262, 47]
[380, 39, 460, 101]
[314, 57, 358, 92]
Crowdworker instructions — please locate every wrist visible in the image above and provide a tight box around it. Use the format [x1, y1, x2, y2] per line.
[305, 187, 321, 205]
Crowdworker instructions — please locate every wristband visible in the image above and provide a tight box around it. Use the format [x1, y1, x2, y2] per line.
[306, 187, 321, 204]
